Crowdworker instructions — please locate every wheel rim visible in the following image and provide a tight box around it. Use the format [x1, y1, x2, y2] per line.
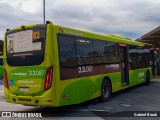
[103, 84, 109, 98]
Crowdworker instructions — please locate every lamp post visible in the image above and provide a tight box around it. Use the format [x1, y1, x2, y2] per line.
[43, 0, 45, 24]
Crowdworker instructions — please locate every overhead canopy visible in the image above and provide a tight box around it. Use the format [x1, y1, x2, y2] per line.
[136, 26, 160, 48]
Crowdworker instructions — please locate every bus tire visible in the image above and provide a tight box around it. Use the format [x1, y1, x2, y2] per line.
[145, 71, 150, 85]
[100, 79, 112, 102]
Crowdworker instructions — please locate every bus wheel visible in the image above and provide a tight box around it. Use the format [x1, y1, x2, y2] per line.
[145, 71, 150, 85]
[100, 79, 112, 102]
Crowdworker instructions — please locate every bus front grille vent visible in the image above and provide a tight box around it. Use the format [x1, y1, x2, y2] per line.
[18, 98, 31, 102]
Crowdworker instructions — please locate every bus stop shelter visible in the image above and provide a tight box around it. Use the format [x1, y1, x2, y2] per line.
[136, 26, 160, 48]
[136, 27, 160, 76]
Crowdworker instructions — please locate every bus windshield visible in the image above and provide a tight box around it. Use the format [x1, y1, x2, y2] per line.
[6, 25, 46, 66]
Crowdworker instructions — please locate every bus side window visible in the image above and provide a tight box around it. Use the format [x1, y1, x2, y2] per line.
[58, 36, 77, 68]
[106, 42, 120, 63]
[129, 45, 138, 70]
[58, 35, 79, 80]
[93, 40, 107, 64]
[76, 39, 94, 65]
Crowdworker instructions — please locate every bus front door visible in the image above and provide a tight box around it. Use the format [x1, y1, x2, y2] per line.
[120, 46, 129, 86]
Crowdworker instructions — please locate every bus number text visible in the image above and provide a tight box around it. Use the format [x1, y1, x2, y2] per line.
[78, 66, 93, 73]
[28, 70, 45, 76]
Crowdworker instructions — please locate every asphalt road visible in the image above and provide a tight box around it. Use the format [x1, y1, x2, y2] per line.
[1, 77, 160, 120]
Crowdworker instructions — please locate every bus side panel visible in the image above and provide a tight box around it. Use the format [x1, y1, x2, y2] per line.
[77, 77, 99, 103]
[58, 80, 78, 106]
[57, 76, 100, 105]
[0, 66, 3, 77]
[58, 72, 122, 106]
[129, 68, 151, 87]
[57, 68, 151, 106]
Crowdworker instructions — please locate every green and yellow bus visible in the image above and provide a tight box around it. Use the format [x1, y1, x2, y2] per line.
[4, 21, 154, 107]
[0, 56, 3, 77]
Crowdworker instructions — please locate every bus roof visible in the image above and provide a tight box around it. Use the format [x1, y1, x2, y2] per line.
[54, 24, 152, 47]
[6, 22, 152, 47]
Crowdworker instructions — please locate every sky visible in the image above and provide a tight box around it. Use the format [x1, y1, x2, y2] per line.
[0, 0, 160, 40]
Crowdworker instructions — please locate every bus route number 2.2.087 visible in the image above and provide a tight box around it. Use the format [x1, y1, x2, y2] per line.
[29, 70, 45, 76]
[78, 66, 93, 73]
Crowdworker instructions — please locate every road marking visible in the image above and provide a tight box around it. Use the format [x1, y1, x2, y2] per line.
[120, 103, 132, 107]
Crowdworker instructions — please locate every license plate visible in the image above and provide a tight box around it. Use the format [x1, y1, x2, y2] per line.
[19, 87, 29, 92]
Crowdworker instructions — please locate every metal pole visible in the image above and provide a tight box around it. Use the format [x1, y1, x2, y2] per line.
[43, 0, 45, 24]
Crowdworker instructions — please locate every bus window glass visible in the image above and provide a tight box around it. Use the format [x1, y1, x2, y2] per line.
[58, 35, 78, 80]
[6, 25, 46, 66]
[58, 36, 77, 67]
[94, 40, 107, 64]
[106, 42, 120, 63]
[138, 46, 151, 68]
[76, 39, 94, 65]
[129, 45, 139, 69]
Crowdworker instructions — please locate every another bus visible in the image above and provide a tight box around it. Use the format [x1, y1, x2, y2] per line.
[4, 21, 154, 106]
